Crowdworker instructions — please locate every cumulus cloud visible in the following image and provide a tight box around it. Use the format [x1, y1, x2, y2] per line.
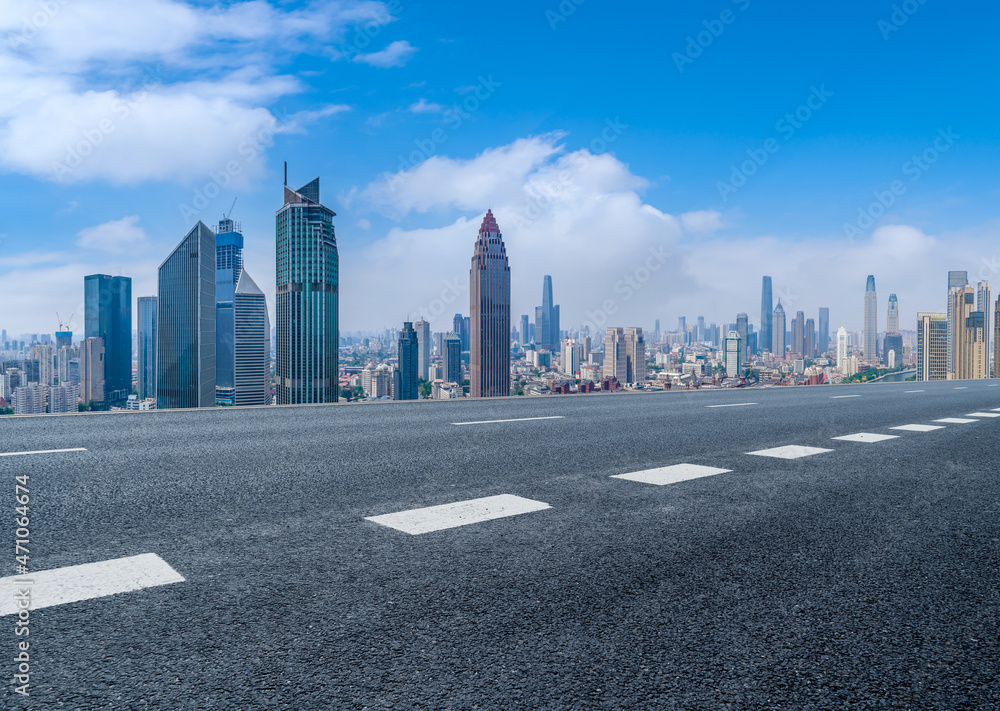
[407, 98, 445, 114]
[77, 215, 148, 253]
[680, 210, 724, 234]
[353, 40, 417, 68]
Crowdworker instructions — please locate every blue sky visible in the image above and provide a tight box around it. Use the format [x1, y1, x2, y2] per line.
[2, 0, 999, 337]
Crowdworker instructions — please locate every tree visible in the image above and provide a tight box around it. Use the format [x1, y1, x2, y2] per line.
[352, 385, 365, 400]
[419, 381, 433, 398]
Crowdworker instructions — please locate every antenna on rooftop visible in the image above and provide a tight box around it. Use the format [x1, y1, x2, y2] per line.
[224, 197, 237, 220]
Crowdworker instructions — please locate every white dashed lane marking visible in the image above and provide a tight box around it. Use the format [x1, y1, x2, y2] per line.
[0, 554, 184, 616]
[832, 433, 899, 443]
[830, 395, 861, 399]
[905, 390, 924, 393]
[452, 416, 564, 426]
[891, 424, 944, 432]
[0, 448, 87, 457]
[365, 495, 551, 535]
[747, 445, 833, 459]
[705, 403, 757, 409]
[935, 418, 978, 424]
[611, 463, 732, 486]
[967, 412, 1000, 418]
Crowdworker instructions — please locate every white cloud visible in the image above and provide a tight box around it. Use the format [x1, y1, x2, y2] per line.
[0, 0, 395, 185]
[353, 40, 417, 68]
[77, 216, 147, 253]
[407, 98, 444, 114]
[680, 210, 724, 234]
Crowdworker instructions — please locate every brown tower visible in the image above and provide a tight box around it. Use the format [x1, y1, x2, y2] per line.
[470, 210, 511, 397]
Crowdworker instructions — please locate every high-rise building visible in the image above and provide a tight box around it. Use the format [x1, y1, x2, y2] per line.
[453, 314, 470, 352]
[13, 385, 45, 415]
[57, 345, 79, 386]
[836, 326, 849, 371]
[818, 307, 830, 355]
[56, 331, 72, 351]
[995, 295, 1000, 378]
[805, 318, 815, 359]
[137, 296, 157, 400]
[949, 286, 979, 380]
[624, 327, 645, 384]
[561, 339, 582, 377]
[469, 210, 510, 398]
[792, 311, 805, 357]
[773, 302, 786, 357]
[157, 222, 216, 409]
[736, 313, 749, 363]
[31, 344, 54, 386]
[887, 293, 899, 335]
[977, 281, 991, 374]
[414, 319, 430, 380]
[958, 309, 987, 380]
[397, 322, 419, 400]
[79, 336, 105, 405]
[760, 276, 773, 356]
[84, 273, 132, 403]
[603, 328, 627, 383]
[48, 384, 78, 414]
[443, 333, 462, 384]
[215, 217, 244, 405]
[233, 271, 272, 406]
[863, 275, 878, 362]
[276, 173, 339, 405]
[535, 275, 560, 350]
[520, 315, 530, 346]
[947, 270, 968, 378]
[724, 331, 741, 377]
[883, 333, 904, 369]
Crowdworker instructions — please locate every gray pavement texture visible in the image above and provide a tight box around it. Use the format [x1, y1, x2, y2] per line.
[2, 379, 999, 710]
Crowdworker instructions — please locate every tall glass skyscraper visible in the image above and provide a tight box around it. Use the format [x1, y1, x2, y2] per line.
[886, 293, 899, 335]
[818, 307, 830, 355]
[137, 296, 157, 400]
[397, 322, 418, 400]
[215, 217, 244, 405]
[773, 301, 786, 357]
[276, 174, 338, 404]
[946, 270, 968, 378]
[760, 276, 772, 355]
[736, 312, 748, 362]
[863, 275, 878, 362]
[84, 273, 132, 403]
[233, 271, 272, 406]
[157, 222, 216, 409]
[470, 210, 510, 397]
[535, 275, 559, 350]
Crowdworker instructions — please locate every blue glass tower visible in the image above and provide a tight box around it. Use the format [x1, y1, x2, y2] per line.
[84, 273, 132, 403]
[760, 276, 772, 355]
[215, 217, 244, 405]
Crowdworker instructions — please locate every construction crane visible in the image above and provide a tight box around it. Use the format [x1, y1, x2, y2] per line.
[56, 311, 75, 332]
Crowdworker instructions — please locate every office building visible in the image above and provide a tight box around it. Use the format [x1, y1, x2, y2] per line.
[233, 271, 272, 406]
[836, 326, 849, 372]
[863, 275, 878, 362]
[804, 318, 815, 359]
[947, 270, 968, 378]
[79, 336, 105, 405]
[818, 307, 830, 355]
[977, 281, 991, 374]
[535, 275, 560, 350]
[415, 319, 430, 381]
[84, 273, 132, 403]
[791, 311, 805, 358]
[886, 293, 899, 335]
[469, 209, 510, 398]
[760, 276, 772, 356]
[562, 339, 582, 377]
[443, 333, 462, 383]
[137, 296, 157, 400]
[157, 222, 216, 409]
[57, 345, 79, 386]
[276, 172, 339, 404]
[736, 313, 748, 363]
[624, 327, 645, 383]
[724, 331, 741, 377]
[949, 286, 978, 380]
[958, 310, 987, 380]
[453, 314, 470, 352]
[31, 344, 54, 386]
[603, 328, 628, 383]
[215, 217, 244, 405]
[397, 322, 419, 400]
[995, 296, 1000, 378]
[773, 301, 786, 357]
[520, 315, 530, 346]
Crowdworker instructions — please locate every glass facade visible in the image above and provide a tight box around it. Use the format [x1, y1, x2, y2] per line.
[84, 274, 132, 403]
[397, 322, 418, 400]
[470, 210, 510, 397]
[276, 178, 339, 404]
[234, 271, 272, 406]
[215, 218, 244, 405]
[760, 276, 772, 355]
[157, 222, 216, 409]
[137, 296, 157, 400]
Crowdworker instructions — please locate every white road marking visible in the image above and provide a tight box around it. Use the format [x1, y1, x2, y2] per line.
[0, 553, 184, 616]
[954, 387, 968, 390]
[452, 416, 564, 426]
[905, 390, 925, 393]
[705, 403, 757, 408]
[891, 424, 944, 432]
[832, 432, 899, 443]
[747, 445, 833, 459]
[966, 412, 1000, 418]
[988, 384, 999, 387]
[934, 418, 978, 424]
[992, 408, 1000, 412]
[0, 448, 87, 458]
[365, 495, 550, 535]
[830, 395, 860, 399]
[611, 463, 732, 486]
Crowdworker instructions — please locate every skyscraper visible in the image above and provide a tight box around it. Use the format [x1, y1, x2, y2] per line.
[537, 275, 557, 350]
[397, 322, 419, 400]
[886, 293, 899, 335]
[469, 210, 510, 397]
[84, 273, 132, 403]
[917, 312, 948, 381]
[215, 217, 244, 405]
[836, 326, 849, 371]
[79, 336, 105, 405]
[958, 310, 987, 380]
[977, 281, 991, 375]
[760, 276, 773, 356]
[443, 333, 462, 383]
[805, 318, 815, 359]
[818, 307, 830, 355]
[995, 295, 1000, 378]
[157, 222, 216, 409]
[520, 315, 530, 346]
[603, 328, 628, 383]
[736, 313, 749, 363]
[414, 319, 430, 380]
[773, 301, 786, 357]
[276, 172, 338, 405]
[137, 296, 157, 400]
[950, 285, 979, 380]
[947, 270, 968, 378]
[724, 331, 741, 377]
[884, 291, 902, 368]
[792, 311, 805, 357]
[233, 271, 272, 406]
[624, 327, 645, 384]
[863, 275, 878, 362]
[453, 314, 470, 352]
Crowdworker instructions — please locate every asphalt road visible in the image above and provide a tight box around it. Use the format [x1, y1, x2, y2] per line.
[2, 379, 999, 710]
